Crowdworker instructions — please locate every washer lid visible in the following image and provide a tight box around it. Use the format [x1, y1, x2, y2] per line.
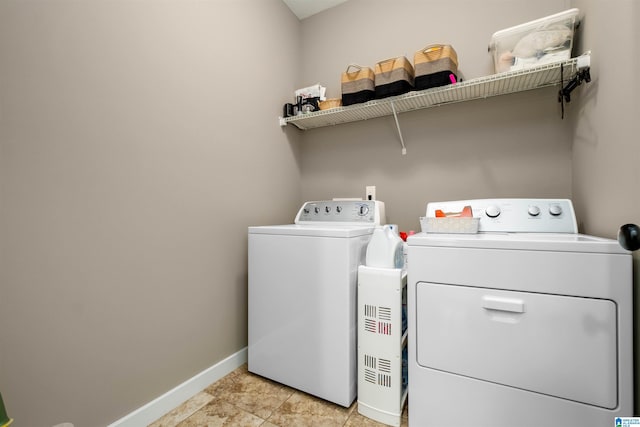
[407, 232, 629, 254]
[248, 224, 374, 238]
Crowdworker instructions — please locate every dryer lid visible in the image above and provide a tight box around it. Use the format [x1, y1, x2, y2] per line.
[407, 232, 629, 254]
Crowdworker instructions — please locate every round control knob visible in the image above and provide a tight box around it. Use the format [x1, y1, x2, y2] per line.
[314, 206, 320, 214]
[325, 206, 331, 213]
[336, 206, 342, 213]
[549, 204, 563, 216]
[485, 205, 501, 218]
[528, 205, 541, 217]
[359, 205, 369, 216]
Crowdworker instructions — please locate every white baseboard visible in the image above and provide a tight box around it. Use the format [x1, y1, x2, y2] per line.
[107, 347, 247, 427]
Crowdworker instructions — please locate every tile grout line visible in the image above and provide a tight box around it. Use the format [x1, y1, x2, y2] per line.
[209, 376, 270, 426]
[212, 368, 294, 426]
[262, 386, 300, 426]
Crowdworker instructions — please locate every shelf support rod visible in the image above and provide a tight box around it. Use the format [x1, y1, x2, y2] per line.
[390, 101, 407, 155]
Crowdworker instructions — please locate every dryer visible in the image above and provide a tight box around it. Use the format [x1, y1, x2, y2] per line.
[407, 198, 633, 427]
[248, 200, 385, 407]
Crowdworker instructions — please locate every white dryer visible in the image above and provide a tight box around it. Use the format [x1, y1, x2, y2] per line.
[248, 200, 385, 407]
[407, 198, 633, 427]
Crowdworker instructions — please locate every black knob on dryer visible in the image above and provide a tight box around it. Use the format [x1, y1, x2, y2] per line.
[618, 224, 640, 251]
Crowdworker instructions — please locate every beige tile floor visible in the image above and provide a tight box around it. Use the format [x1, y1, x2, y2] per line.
[148, 364, 408, 427]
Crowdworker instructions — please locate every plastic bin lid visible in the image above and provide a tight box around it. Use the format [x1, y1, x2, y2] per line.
[490, 8, 579, 44]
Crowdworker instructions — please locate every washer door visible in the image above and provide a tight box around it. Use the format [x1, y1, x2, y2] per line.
[415, 283, 617, 408]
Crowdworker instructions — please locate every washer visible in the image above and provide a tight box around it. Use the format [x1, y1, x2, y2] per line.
[407, 198, 633, 427]
[248, 200, 385, 407]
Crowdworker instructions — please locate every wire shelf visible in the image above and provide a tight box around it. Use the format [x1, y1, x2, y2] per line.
[281, 55, 587, 130]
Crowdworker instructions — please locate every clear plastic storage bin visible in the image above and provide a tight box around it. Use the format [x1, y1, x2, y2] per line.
[489, 8, 580, 73]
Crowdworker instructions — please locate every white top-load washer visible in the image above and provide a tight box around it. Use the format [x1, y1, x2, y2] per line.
[407, 198, 633, 427]
[248, 200, 385, 407]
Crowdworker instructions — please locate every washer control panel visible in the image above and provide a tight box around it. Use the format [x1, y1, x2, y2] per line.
[425, 199, 577, 233]
[295, 200, 385, 225]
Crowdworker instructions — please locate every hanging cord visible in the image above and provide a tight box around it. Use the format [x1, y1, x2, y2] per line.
[559, 64, 565, 119]
[390, 101, 407, 155]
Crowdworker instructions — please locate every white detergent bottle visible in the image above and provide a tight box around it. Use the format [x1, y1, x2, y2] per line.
[366, 225, 404, 269]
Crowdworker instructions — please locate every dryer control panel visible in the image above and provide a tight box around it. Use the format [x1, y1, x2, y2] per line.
[425, 198, 577, 233]
[295, 200, 386, 225]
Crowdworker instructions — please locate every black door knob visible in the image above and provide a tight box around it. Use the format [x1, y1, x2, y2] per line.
[618, 224, 640, 251]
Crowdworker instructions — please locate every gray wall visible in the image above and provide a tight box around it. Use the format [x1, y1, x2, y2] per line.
[297, 0, 574, 231]
[570, 0, 640, 237]
[0, 1, 301, 426]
